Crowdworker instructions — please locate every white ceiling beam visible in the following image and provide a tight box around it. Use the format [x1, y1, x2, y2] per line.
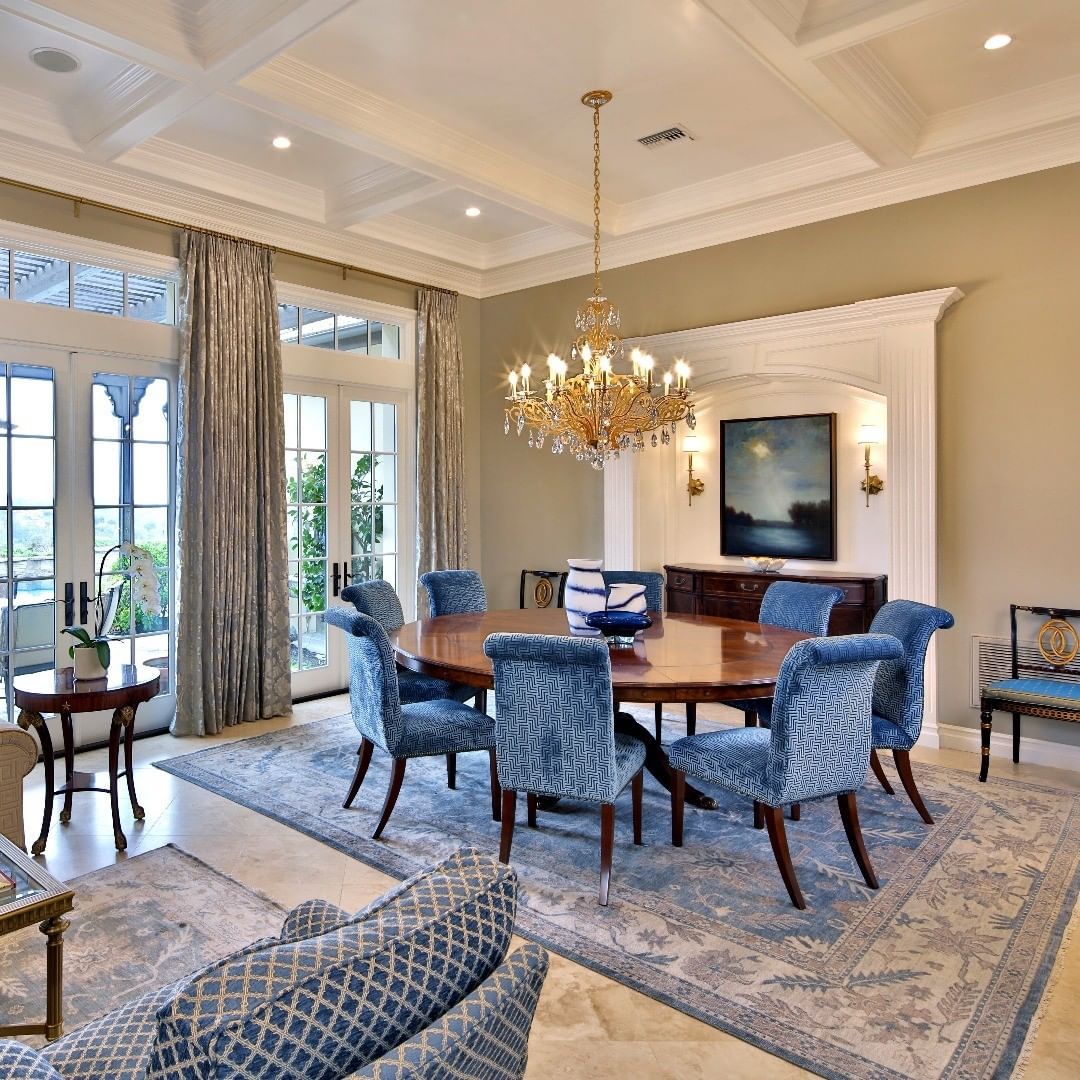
[326, 167, 452, 227]
[693, 0, 915, 165]
[75, 0, 357, 160]
[234, 57, 598, 236]
[796, 0, 973, 59]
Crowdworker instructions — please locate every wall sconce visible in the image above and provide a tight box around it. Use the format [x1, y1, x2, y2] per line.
[683, 434, 705, 507]
[858, 424, 885, 507]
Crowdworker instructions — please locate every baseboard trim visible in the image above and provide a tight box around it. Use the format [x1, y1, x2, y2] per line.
[925, 720, 1080, 772]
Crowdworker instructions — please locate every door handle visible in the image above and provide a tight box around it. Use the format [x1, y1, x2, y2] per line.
[64, 582, 75, 626]
[332, 562, 342, 598]
[79, 580, 91, 624]
[342, 562, 353, 589]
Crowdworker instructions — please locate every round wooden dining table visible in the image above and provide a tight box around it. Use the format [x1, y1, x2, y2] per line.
[390, 608, 808, 809]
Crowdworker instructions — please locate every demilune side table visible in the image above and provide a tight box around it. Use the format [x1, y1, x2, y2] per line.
[0, 833, 74, 1041]
[13, 665, 161, 853]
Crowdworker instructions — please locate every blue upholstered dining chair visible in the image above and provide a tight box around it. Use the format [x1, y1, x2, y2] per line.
[343, 578, 482, 791]
[669, 633, 904, 909]
[483, 633, 647, 906]
[865, 599, 955, 824]
[420, 569, 488, 617]
[325, 608, 500, 839]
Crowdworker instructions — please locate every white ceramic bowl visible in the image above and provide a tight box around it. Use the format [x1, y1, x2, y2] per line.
[742, 556, 787, 574]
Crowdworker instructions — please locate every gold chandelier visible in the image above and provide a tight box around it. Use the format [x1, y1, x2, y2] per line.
[504, 90, 695, 469]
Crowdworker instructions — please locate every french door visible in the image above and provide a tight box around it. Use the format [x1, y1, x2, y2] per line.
[284, 379, 414, 698]
[0, 345, 176, 742]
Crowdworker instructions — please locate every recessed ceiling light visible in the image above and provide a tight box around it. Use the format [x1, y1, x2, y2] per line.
[465, 206, 482, 217]
[271, 135, 292, 149]
[30, 47, 80, 74]
[983, 33, 1012, 50]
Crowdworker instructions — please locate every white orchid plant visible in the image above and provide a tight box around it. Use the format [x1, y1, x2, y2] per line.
[61, 541, 163, 669]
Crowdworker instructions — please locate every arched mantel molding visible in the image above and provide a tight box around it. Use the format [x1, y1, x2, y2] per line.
[604, 287, 962, 732]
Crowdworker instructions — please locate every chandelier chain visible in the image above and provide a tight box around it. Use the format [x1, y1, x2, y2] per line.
[592, 102, 602, 296]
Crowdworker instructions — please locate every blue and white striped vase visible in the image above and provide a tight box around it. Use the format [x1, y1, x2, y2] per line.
[565, 558, 606, 636]
[606, 583, 647, 615]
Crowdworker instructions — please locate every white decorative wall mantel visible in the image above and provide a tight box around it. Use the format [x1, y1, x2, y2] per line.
[605, 287, 963, 732]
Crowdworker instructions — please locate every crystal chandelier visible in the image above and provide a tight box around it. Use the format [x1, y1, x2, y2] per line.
[503, 90, 695, 470]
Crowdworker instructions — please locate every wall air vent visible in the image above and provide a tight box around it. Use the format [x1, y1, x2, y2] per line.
[637, 125, 695, 148]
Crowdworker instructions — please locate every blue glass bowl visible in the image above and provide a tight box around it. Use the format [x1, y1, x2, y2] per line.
[586, 610, 652, 647]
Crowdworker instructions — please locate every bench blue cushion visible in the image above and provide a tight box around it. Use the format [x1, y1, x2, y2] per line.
[985, 678, 1080, 711]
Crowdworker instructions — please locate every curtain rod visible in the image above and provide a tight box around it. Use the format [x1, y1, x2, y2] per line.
[0, 174, 435, 292]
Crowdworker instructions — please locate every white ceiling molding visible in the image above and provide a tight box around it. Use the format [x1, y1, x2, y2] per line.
[795, 0, 972, 58]
[0, 215, 178, 275]
[327, 167, 451, 227]
[234, 56, 602, 237]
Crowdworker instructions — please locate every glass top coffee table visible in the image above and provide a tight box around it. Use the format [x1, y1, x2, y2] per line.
[0, 834, 74, 1041]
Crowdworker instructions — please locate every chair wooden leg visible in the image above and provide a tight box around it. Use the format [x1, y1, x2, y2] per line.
[763, 805, 805, 910]
[654, 702, 663, 743]
[527, 792, 538, 828]
[893, 748, 934, 825]
[979, 707, 993, 782]
[499, 790, 516, 863]
[869, 748, 895, 794]
[671, 769, 685, 847]
[372, 757, 406, 840]
[475, 689, 488, 715]
[343, 738, 373, 809]
[686, 702, 697, 738]
[790, 803, 801, 821]
[446, 753, 457, 790]
[488, 748, 501, 822]
[837, 791, 879, 889]
[753, 801, 764, 830]
[599, 803, 615, 906]
[744, 710, 758, 727]
[1012, 713, 1021, 764]
[632, 769, 643, 846]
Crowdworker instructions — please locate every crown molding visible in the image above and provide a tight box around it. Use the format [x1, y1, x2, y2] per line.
[327, 167, 450, 227]
[0, 215, 179, 275]
[795, 0, 970, 58]
[0, 84, 78, 149]
[75, 65, 180, 150]
[348, 213, 489, 269]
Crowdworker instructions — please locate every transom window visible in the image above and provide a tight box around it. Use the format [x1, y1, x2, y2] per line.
[277, 303, 401, 358]
[0, 248, 175, 324]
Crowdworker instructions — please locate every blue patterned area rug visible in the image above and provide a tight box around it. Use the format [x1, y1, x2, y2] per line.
[156, 715, 1080, 1079]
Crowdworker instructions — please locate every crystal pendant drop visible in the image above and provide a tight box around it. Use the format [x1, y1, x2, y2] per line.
[516, 414, 525, 436]
[651, 433, 658, 447]
[503, 413, 510, 435]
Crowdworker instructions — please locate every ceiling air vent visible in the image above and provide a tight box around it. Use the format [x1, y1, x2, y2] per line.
[637, 124, 694, 149]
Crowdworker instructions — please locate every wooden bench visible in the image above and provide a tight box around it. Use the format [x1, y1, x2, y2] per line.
[979, 604, 1080, 781]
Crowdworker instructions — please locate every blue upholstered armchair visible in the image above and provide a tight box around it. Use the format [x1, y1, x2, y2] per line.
[419, 569, 488, 616]
[670, 633, 904, 909]
[484, 632, 647, 906]
[342, 578, 482, 791]
[325, 608, 499, 838]
[0, 849, 549, 1080]
[865, 599, 955, 824]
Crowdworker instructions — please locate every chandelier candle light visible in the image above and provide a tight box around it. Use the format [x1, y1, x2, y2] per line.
[503, 90, 696, 469]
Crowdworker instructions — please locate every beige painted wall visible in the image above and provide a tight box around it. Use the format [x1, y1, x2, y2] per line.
[473, 163, 1080, 742]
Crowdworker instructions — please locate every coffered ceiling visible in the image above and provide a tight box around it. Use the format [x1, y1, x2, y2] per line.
[0, 0, 1076, 297]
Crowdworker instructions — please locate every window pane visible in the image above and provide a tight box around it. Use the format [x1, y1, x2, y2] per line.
[288, 562, 299, 616]
[133, 507, 169, 554]
[301, 559, 326, 613]
[374, 504, 396, 554]
[131, 378, 169, 442]
[278, 304, 299, 344]
[300, 395, 326, 449]
[289, 617, 301, 671]
[283, 393, 299, 450]
[11, 438, 55, 507]
[301, 507, 326, 559]
[351, 505, 372, 555]
[93, 442, 120, 505]
[351, 454, 373, 502]
[74, 264, 123, 316]
[300, 451, 326, 502]
[300, 613, 326, 670]
[337, 315, 368, 353]
[375, 555, 396, 590]
[377, 323, 400, 358]
[127, 276, 174, 323]
[351, 401, 371, 451]
[135, 633, 170, 691]
[92, 383, 123, 439]
[95, 508, 120, 558]
[12, 509, 53, 577]
[0, 249, 8, 299]
[373, 454, 397, 502]
[372, 404, 396, 452]
[284, 451, 299, 505]
[133, 443, 168, 505]
[13, 253, 68, 307]
[0, 439, 6, 506]
[11, 372, 54, 436]
[301, 308, 334, 349]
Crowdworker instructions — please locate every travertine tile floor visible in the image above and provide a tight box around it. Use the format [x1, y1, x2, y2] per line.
[17, 697, 1080, 1079]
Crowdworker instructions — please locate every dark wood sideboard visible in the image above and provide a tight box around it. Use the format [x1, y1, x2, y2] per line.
[664, 564, 887, 634]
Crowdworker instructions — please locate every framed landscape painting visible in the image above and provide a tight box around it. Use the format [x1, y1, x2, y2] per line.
[721, 412, 837, 560]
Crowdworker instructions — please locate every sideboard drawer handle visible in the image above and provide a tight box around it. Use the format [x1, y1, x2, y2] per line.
[739, 582, 759, 592]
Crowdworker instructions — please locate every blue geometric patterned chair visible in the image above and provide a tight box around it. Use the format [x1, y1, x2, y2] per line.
[420, 569, 488, 617]
[325, 608, 499, 838]
[602, 570, 673, 742]
[865, 599, 955, 824]
[669, 633, 904, 909]
[0, 848, 549, 1080]
[483, 632, 647, 906]
[342, 579, 480, 790]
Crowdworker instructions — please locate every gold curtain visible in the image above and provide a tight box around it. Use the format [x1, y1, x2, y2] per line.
[173, 231, 292, 735]
[417, 287, 468, 576]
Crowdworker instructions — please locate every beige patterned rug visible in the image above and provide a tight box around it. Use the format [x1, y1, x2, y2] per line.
[0, 845, 285, 1041]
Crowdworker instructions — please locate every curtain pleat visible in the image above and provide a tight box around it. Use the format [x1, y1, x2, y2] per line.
[173, 231, 292, 736]
[417, 287, 468, 576]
